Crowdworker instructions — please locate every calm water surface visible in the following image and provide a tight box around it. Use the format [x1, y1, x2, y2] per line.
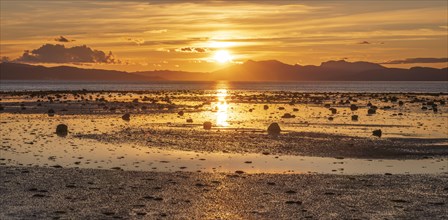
[1, 80, 447, 93]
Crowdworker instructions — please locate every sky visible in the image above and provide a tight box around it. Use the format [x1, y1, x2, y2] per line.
[1, 0, 447, 72]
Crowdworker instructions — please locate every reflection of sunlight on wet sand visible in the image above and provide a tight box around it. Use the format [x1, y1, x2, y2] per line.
[215, 82, 230, 127]
[216, 89, 229, 127]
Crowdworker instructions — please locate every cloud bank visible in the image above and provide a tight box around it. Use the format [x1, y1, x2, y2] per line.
[15, 44, 118, 64]
[175, 47, 209, 53]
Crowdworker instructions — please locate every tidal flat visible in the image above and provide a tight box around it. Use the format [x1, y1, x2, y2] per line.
[0, 90, 447, 219]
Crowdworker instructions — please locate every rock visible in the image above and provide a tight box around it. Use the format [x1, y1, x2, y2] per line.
[267, 123, 281, 135]
[368, 108, 376, 114]
[48, 109, 55, 116]
[372, 129, 382, 138]
[328, 116, 334, 121]
[329, 108, 337, 114]
[398, 101, 404, 106]
[203, 121, 212, 130]
[285, 200, 302, 205]
[122, 113, 130, 121]
[186, 118, 193, 123]
[56, 124, 68, 136]
[350, 104, 358, 111]
[351, 115, 358, 121]
[281, 113, 295, 119]
[178, 111, 184, 116]
[293, 108, 299, 112]
[263, 105, 269, 110]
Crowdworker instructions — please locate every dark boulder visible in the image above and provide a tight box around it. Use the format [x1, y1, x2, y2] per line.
[350, 104, 358, 111]
[372, 129, 382, 138]
[267, 123, 281, 135]
[56, 124, 68, 137]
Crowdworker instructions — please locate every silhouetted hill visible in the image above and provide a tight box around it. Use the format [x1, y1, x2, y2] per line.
[1, 60, 447, 81]
[0, 62, 163, 81]
[212, 60, 297, 81]
[213, 60, 447, 81]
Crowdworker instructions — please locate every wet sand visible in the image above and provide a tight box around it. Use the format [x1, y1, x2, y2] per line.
[1, 166, 447, 219]
[1, 90, 447, 219]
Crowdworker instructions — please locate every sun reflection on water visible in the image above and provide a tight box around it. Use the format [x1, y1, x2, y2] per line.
[215, 82, 229, 127]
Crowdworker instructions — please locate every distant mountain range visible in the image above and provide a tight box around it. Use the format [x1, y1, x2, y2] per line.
[1, 60, 447, 81]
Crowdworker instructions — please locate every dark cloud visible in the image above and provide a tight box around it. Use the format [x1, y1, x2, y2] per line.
[175, 47, 209, 53]
[15, 44, 118, 64]
[127, 38, 145, 45]
[54, 36, 74, 42]
[358, 41, 370, 44]
[381, 58, 448, 64]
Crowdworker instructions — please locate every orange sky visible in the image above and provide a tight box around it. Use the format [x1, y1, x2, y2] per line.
[1, 0, 447, 72]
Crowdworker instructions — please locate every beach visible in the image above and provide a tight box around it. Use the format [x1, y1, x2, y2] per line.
[1, 89, 447, 219]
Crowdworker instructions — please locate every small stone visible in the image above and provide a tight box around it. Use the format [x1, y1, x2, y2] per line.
[48, 109, 55, 116]
[281, 113, 295, 119]
[203, 121, 212, 130]
[329, 108, 337, 114]
[286, 200, 302, 205]
[122, 113, 130, 121]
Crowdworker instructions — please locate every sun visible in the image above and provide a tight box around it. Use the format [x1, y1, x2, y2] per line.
[213, 50, 232, 63]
